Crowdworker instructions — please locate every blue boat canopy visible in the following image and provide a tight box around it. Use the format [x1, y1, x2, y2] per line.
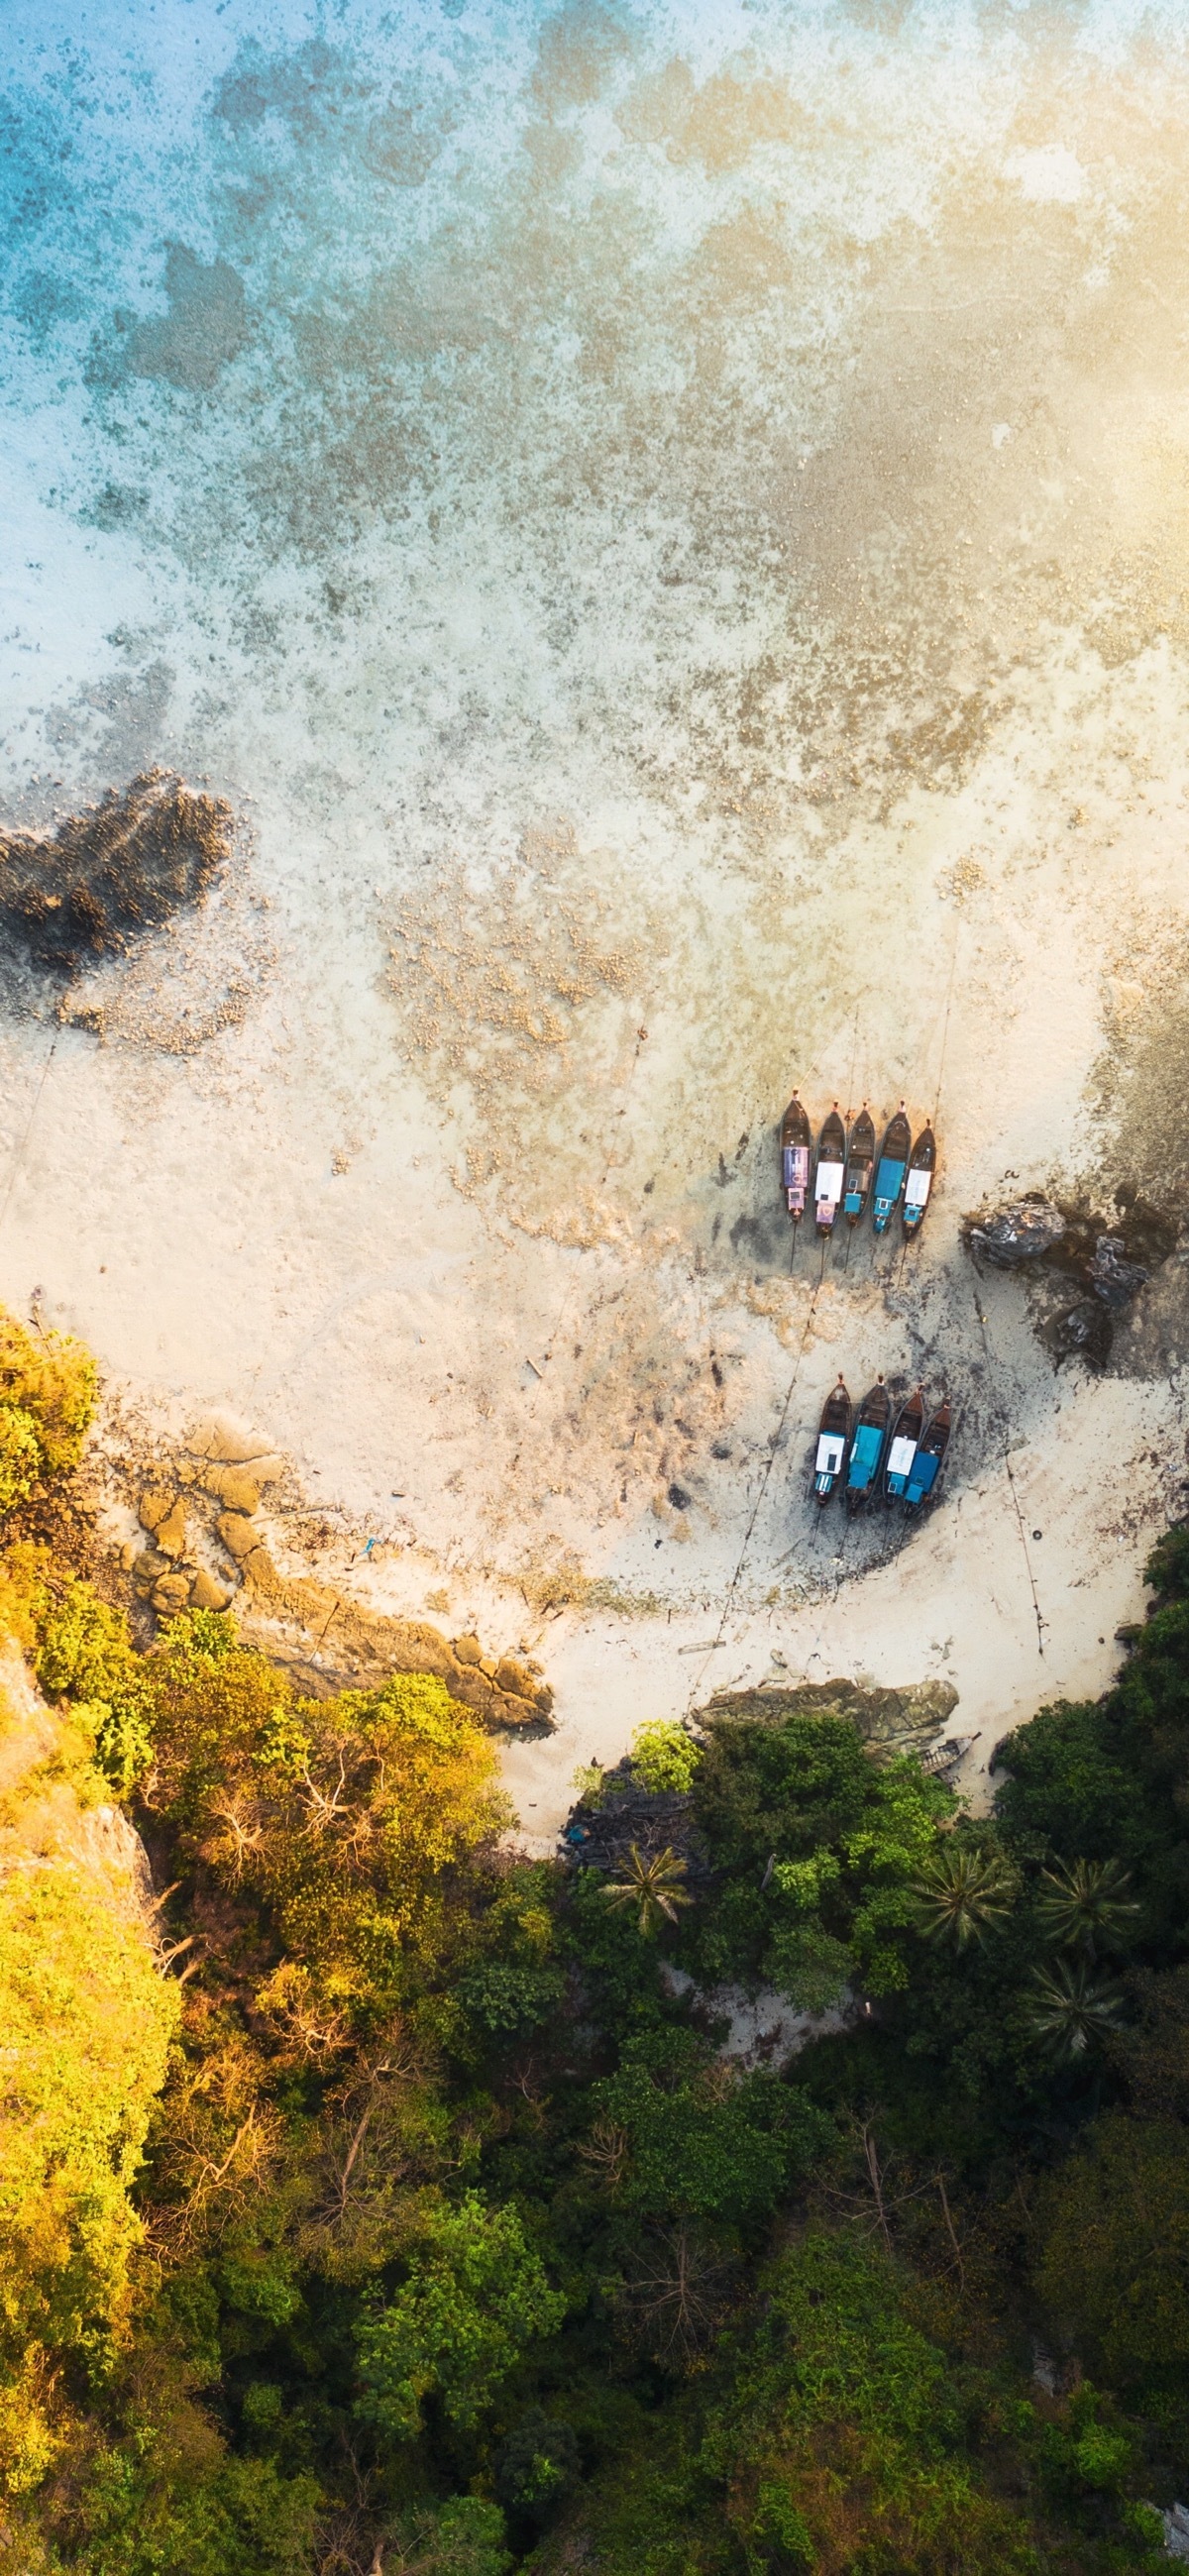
[847, 1423, 885, 1486]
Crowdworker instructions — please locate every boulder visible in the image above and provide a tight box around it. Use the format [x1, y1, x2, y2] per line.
[701, 1676, 959, 1765]
[494, 1656, 541, 1702]
[138, 1487, 174, 1534]
[1050, 1299, 1113, 1369]
[190, 1568, 232, 1612]
[217, 1512, 259, 1562]
[132, 1546, 170, 1595]
[491, 1689, 548, 1728]
[1088, 1234, 1149, 1309]
[152, 1572, 191, 1615]
[203, 1466, 263, 1513]
[964, 1199, 1066, 1267]
[452, 1633, 484, 1665]
[154, 1502, 187, 1559]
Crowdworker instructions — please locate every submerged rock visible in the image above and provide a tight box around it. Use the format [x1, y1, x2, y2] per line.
[0, 770, 232, 971]
[964, 1198, 1066, 1267]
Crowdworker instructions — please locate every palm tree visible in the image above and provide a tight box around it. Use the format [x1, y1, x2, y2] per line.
[913, 1842, 1017, 1950]
[1027, 1958, 1126, 2060]
[1034, 1857, 1138, 1961]
[603, 1845, 693, 1938]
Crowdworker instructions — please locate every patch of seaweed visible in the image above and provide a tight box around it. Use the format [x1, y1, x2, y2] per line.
[0, 770, 233, 971]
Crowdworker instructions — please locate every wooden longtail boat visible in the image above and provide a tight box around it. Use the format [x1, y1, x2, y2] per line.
[872, 1105, 912, 1234]
[845, 1377, 891, 1513]
[904, 1397, 952, 1509]
[813, 1106, 846, 1235]
[884, 1385, 925, 1501]
[903, 1124, 937, 1235]
[843, 1107, 876, 1226]
[811, 1375, 851, 1506]
[780, 1094, 812, 1225]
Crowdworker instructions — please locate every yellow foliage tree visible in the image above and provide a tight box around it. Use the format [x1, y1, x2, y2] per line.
[0, 1309, 96, 1500]
[0, 1856, 177, 2492]
[146, 1624, 510, 2014]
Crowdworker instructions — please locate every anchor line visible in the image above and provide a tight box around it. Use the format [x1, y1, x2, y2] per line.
[685, 1237, 826, 1719]
[971, 1282, 1046, 1659]
[0, 1028, 59, 1242]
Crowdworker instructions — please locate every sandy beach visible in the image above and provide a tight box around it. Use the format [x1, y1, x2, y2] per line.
[3, 0, 1189, 1838]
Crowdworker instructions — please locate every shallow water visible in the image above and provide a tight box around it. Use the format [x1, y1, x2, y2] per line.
[2, 0, 1189, 1799]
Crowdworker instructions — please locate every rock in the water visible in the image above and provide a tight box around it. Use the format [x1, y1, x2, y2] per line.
[965, 1199, 1067, 1267]
[0, 770, 233, 970]
[1050, 1299, 1114, 1368]
[1088, 1234, 1149, 1309]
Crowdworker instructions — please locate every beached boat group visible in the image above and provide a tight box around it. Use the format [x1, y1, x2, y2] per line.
[811, 1376, 951, 1515]
[780, 1097, 935, 1237]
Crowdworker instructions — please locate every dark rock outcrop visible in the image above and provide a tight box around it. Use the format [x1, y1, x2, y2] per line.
[964, 1198, 1066, 1267]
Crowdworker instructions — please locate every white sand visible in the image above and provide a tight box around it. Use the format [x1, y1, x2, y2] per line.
[2, 0, 1189, 1835]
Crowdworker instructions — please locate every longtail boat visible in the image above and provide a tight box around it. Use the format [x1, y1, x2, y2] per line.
[903, 1124, 936, 1235]
[780, 1094, 812, 1226]
[843, 1107, 876, 1225]
[845, 1377, 891, 1513]
[872, 1105, 911, 1234]
[904, 1397, 952, 1509]
[813, 1106, 846, 1235]
[811, 1376, 851, 1506]
[884, 1385, 925, 1501]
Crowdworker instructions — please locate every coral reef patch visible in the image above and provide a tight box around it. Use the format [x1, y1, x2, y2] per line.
[0, 770, 233, 971]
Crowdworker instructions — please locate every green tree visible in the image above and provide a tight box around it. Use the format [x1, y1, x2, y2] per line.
[629, 1721, 703, 1794]
[357, 2195, 566, 2440]
[1034, 1856, 1139, 1959]
[1027, 1958, 1127, 2060]
[688, 1710, 956, 1999]
[914, 1841, 1018, 1950]
[0, 1308, 95, 1486]
[603, 1845, 693, 1938]
[387, 2496, 511, 2575]
[0, 1856, 177, 2492]
[584, 2031, 823, 2235]
[1036, 2112, 1189, 2390]
[700, 2234, 1037, 2575]
[34, 1575, 155, 1793]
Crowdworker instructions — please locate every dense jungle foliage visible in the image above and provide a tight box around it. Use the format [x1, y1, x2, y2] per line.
[0, 1306, 1187, 2571]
